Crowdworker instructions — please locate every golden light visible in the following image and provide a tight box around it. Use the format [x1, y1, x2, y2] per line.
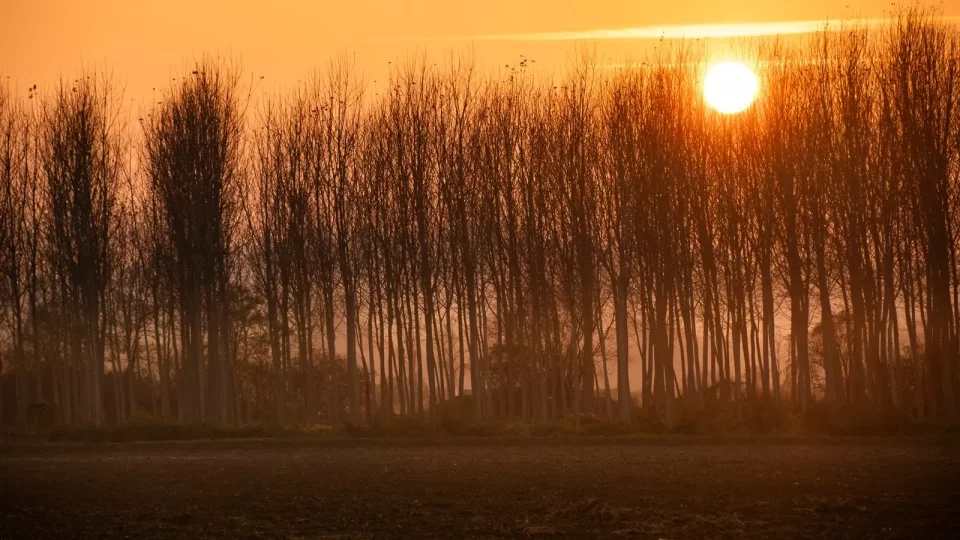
[703, 62, 758, 115]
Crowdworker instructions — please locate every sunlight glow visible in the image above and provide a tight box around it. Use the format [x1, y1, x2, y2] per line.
[703, 62, 758, 115]
[438, 17, 960, 42]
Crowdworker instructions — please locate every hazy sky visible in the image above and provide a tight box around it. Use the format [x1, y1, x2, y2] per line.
[4, 1, 958, 103]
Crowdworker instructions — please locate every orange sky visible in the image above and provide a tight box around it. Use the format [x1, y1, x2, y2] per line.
[2, 1, 958, 103]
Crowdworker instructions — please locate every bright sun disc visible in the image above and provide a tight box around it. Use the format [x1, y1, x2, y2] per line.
[704, 62, 758, 114]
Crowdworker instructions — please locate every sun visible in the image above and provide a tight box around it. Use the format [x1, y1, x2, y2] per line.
[704, 62, 758, 115]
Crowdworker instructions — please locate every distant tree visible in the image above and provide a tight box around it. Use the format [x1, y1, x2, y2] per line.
[143, 58, 243, 425]
[40, 72, 122, 426]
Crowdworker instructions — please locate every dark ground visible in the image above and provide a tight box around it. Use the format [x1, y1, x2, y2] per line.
[1, 437, 958, 539]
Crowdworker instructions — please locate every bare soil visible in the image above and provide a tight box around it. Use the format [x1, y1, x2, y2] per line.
[1, 437, 957, 539]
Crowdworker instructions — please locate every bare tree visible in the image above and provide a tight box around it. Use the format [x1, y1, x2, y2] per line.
[143, 58, 243, 425]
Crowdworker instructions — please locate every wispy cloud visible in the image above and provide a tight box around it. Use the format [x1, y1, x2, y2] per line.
[437, 17, 959, 42]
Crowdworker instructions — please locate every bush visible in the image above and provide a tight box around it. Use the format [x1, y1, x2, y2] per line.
[35, 399, 944, 443]
[791, 402, 919, 435]
[46, 417, 293, 443]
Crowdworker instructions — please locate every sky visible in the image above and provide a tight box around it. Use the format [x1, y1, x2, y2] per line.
[3, 1, 959, 103]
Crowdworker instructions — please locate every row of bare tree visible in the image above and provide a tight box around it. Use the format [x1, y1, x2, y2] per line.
[1, 10, 958, 428]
